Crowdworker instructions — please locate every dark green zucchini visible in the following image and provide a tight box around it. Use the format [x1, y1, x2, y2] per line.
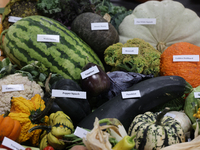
[78, 76, 188, 131]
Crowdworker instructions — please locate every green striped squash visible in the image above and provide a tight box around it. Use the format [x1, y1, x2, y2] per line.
[128, 108, 185, 150]
[1, 15, 104, 82]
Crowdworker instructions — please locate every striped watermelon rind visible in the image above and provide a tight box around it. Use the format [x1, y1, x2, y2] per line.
[2, 15, 104, 82]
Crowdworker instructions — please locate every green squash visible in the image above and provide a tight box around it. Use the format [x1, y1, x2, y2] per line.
[128, 108, 185, 150]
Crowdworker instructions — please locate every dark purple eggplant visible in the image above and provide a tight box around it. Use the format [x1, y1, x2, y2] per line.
[81, 63, 110, 97]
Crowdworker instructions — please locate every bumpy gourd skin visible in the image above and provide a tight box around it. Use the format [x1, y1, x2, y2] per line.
[8, 94, 48, 146]
[160, 42, 200, 88]
[104, 38, 161, 76]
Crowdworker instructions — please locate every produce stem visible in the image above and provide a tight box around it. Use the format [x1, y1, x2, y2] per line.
[155, 107, 170, 125]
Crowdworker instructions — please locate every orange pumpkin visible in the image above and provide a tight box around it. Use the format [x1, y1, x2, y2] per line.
[0, 115, 21, 142]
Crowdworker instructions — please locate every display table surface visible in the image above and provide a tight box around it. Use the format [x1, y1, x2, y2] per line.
[111, 0, 200, 17]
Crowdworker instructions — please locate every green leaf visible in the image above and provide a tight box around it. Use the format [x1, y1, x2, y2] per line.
[39, 73, 47, 82]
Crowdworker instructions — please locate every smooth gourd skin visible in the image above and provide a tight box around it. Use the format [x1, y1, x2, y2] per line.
[119, 1, 200, 53]
[78, 76, 187, 131]
[128, 111, 185, 150]
[71, 12, 119, 58]
[44, 79, 91, 126]
[0, 116, 21, 142]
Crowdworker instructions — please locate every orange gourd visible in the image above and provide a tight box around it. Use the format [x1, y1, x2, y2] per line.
[160, 42, 200, 88]
[0, 115, 21, 142]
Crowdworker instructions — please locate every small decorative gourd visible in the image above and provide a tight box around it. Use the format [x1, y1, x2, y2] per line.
[128, 108, 185, 150]
[118, 1, 200, 53]
[0, 115, 21, 142]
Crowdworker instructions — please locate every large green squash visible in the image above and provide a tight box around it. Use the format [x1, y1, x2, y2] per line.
[1, 15, 104, 82]
[128, 108, 185, 150]
[119, 1, 200, 53]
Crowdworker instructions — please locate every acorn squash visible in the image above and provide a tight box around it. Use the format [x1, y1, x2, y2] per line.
[118, 1, 200, 53]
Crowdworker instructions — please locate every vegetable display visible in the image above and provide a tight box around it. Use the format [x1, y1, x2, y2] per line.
[104, 38, 161, 76]
[78, 76, 187, 131]
[0, 15, 104, 83]
[118, 0, 200, 53]
[0, 73, 44, 115]
[128, 108, 185, 150]
[160, 42, 200, 88]
[29, 111, 74, 150]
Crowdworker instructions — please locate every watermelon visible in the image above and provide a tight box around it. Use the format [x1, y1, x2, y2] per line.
[1, 15, 104, 82]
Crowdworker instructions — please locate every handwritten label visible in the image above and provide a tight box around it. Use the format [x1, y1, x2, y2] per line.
[91, 22, 109, 30]
[121, 90, 141, 99]
[74, 126, 89, 138]
[52, 89, 86, 99]
[134, 18, 156, 25]
[173, 55, 199, 62]
[2, 84, 24, 92]
[80, 65, 99, 79]
[122, 47, 139, 55]
[2, 137, 25, 150]
[194, 92, 200, 98]
[37, 34, 60, 43]
[165, 113, 176, 119]
[8, 16, 22, 23]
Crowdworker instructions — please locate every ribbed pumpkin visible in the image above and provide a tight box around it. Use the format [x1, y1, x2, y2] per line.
[0, 115, 21, 142]
[128, 108, 185, 150]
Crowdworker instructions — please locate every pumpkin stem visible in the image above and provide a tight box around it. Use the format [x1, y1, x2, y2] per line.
[156, 42, 166, 53]
[29, 125, 51, 133]
[45, 73, 52, 94]
[30, 96, 55, 124]
[155, 107, 170, 125]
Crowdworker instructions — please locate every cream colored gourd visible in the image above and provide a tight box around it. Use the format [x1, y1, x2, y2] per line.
[119, 1, 200, 53]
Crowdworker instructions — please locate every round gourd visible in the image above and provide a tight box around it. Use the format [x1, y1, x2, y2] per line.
[71, 12, 119, 58]
[128, 108, 185, 150]
[0, 115, 21, 142]
[119, 1, 200, 53]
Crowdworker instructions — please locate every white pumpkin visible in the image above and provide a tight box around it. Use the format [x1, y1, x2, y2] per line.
[119, 1, 200, 53]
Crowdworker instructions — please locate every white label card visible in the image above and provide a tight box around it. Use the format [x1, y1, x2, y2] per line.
[37, 34, 60, 43]
[2, 137, 25, 150]
[165, 113, 176, 118]
[91, 22, 109, 30]
[80, 65, 99, 79]
[2, 84, 24, 92]
[52, 89, 86, 99]
[74, 126, 89, 138]
[122, 47, 139, 55]
[8, 16, 22, 23]
[134, 18, 156, 25]
[121, 90, 141, 99]
[194, 92, 200, 98]
[173, 55, 199, 62]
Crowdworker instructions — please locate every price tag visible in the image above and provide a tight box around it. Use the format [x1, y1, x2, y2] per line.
[121, 90, 141, 99]
[122, 47, 139, 55]
[194, 92, 200, 98]
[52, 89, 86, 99]
[134, 18, 156, 25]
[165, 113, 176, 118]
[173, 55, 199, 62]
[80, 65, 99, 79]
[2, 84, 24, 92]
[8, 16, 22, 23]
[2, 137, 25, 150]
[74, 126, 89, 138]
[37, 34, 60, 43]
[91, 22, 109, 30]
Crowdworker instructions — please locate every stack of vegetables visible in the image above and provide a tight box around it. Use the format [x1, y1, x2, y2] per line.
[1, 0, 200, 150]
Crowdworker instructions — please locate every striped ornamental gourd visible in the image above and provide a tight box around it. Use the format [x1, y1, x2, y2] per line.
[1, 15, 104, 82]
[128, 108, 185, 150]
